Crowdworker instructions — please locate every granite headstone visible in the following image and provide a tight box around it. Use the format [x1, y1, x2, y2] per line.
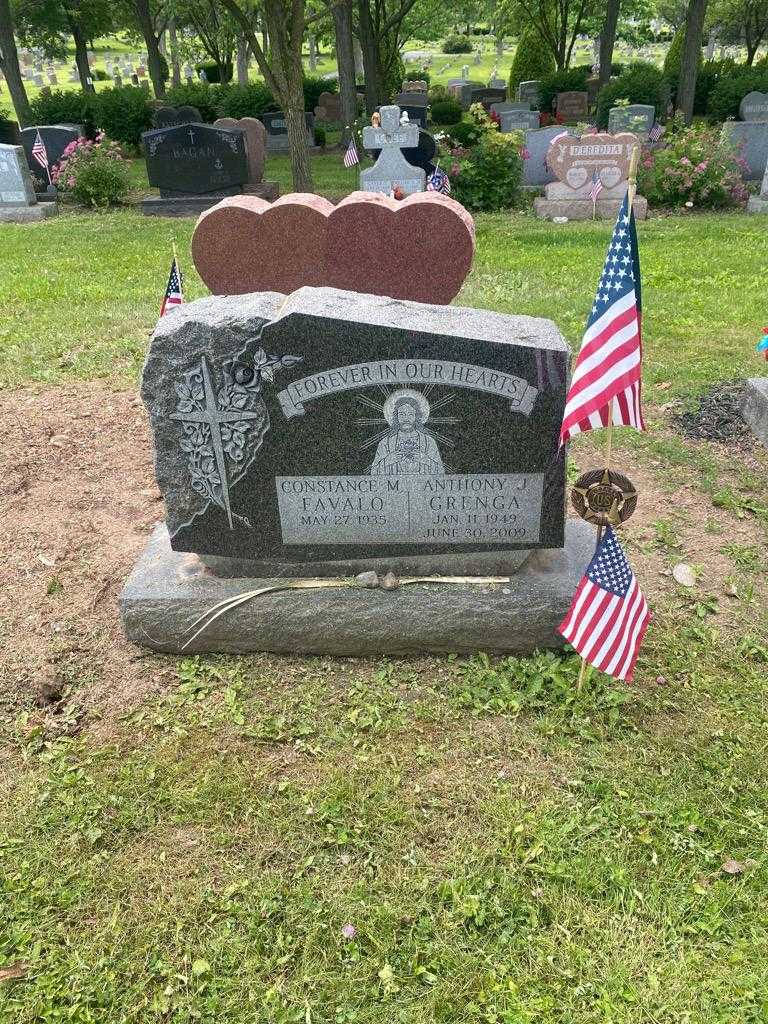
[140, 286, 568, 571]
[360, 105, 425, 195]
[739, 91, 768, 122]
[262, 111, 315, 153]
[469, 86, 507, 111]
[523, 126, 573, 186]
[0, 143, 56, 221]
[20, 124, 82, 186]
[555, 91, 589, 120]
[212, 116, 278, 200]
[722, 120, 768, 180]
[608, 104, 655, 138]
[152, 105, 203, 128]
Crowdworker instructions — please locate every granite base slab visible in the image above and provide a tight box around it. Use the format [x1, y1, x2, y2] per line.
[747, 196, 768, 213]
[119, 519, 595, 656]
[534, 196, 648, 221]
[739, 377, 768, 446]
[0, 203, 58, 222]
[242, 181, 280, 201]
[141, 195, 245, 217]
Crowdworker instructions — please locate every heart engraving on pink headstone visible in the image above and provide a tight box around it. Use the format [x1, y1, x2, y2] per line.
[566, 167, 588, 189]
[599, 165, 622, 189]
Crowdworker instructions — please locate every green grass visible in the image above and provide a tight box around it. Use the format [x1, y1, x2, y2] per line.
[0, 176, 763, 395]
[2, 172, 768, 1023]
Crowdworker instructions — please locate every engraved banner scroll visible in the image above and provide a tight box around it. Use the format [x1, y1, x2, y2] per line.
[277, 359, 538, 419]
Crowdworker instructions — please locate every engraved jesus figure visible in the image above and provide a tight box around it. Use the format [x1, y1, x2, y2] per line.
[369, 389, 444, 476]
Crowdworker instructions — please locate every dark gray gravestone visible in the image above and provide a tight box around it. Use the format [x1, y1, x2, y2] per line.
[152, 104, 202, 128]
[139, 286, 568, 574]
[494, 108, 540, 133]
[142, 123, 248, 196]
[740, 91, 768, 122]
[722, 121, 768, 180]
[470, 86, 507, 111]
[262, 111, 315, 152]
[517, 80, 541, 107]
[393, 101, 428, 129]
[555, 91, 588, 120]
[523, 126, 573, 186]
[608, 104, 655, 137]
[20, 124, 81, 184]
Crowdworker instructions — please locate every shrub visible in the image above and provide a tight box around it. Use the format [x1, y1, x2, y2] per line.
[446, 119, 484, 146]
[92, 86, 153, 148]
[509, 27, 556, 95]
[51, 133, 130, 207]
[707, 65, 768, 121]
[164, 82, 222, 122]
[431, 98, 462, 124]
[303, 74, 336, 112]
[449, 130, 523, 211]
[428, 84, 449, 103]
[382, 51, 405, 100]
[538, 66, 592, 115]
[28, 89, 96, 135]
[692, 59, 735, 115]
[196, 61, 232, 84]
[596, 61, 666, 127]
[218, 81, 275, 118]
[314, 124, 326, 147]
[443, 35, 473, 54]
[638, 116, 748, 207]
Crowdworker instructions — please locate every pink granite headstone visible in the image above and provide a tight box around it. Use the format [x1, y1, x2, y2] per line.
[213, 116, 266, 183]
[191, 191, 475, 305]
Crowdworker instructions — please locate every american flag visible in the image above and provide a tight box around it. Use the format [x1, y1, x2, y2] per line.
[160, 256, 184, 317]
[560, 191, 645, 445]
[427, 164, 451, 195]
[558, 526, 651, 682]
[32, 130, 50, 181]
[648, 121, 664, 143]
[588, 173, 604, 203]
[343, 136, 359, 168]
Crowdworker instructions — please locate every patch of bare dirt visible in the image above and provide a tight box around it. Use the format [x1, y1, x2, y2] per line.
[0, 381, 173, 737]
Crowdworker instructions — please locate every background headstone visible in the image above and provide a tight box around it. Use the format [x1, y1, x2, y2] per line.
[747, 153, 768, 211]
[494, 107, 540, 132]
[213, 116, 266, 183]
[0, 144, 56, 221]
[740, 91, 768, 121]
[608, 104, 655, 138]
[20, 124, 82, 185]
[469, 86, 507, 111]
[523, 126, 573, 186]
[722, 121, 768, 179]
[152, 105, 203, 128]
[360, 105, 425, 195]
[262, 111, 315, 153]
[314, 91, 342, 123]
[555, 91, 589, 120]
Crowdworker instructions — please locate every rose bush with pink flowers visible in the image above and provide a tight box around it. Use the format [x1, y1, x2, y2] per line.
[52, 133, 130, 207]
[638, 116, 748, 209]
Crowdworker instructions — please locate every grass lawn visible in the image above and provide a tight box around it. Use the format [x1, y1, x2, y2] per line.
[1, 178, 767, 1023]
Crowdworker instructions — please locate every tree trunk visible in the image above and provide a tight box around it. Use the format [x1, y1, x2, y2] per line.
[236, 32, 249, 83]
[705, 27, 716, 59]
[357, 0, 380, 112]
[676, 0, 708, 122]
[169, 18, 181, 87]
[133, 0, 165, 96]
[308, 32, 317, 71]
[0, 0, 32, 126]
[70, 20, 94, 92]
[333, 0, 357, 145]
[598, 0, 620, 88]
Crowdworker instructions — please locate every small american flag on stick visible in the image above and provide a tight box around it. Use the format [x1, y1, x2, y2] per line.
[559, 190, 645, 445]
[588, 173, 604, 204]
[343, 136, 359, 168]
[160, 254, 184, 317]
[32, 130, 51, 183]
[427, 163, 451, 195]
[558, 526, 651, 682]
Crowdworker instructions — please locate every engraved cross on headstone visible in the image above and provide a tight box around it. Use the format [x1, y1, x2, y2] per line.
[170, 356, 263, 529]
[360, 104, 426, 196]
[187, 126, 196, 144]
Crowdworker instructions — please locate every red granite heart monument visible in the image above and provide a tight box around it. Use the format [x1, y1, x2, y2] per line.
[191, 190, 475, 305]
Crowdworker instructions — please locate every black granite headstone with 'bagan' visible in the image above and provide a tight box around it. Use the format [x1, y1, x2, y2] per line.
[141, 123, 248, 216]
[140, 286, 568, 574]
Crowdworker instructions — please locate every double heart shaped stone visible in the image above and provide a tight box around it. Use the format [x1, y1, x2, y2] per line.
[191, 190, 476, 305]
[549, 132, 638, 193]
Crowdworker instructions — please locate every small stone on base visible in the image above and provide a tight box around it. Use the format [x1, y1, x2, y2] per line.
[740, 378, 768, 447]
[534, 196, 649, 221]
[119, 520, 596, 656]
